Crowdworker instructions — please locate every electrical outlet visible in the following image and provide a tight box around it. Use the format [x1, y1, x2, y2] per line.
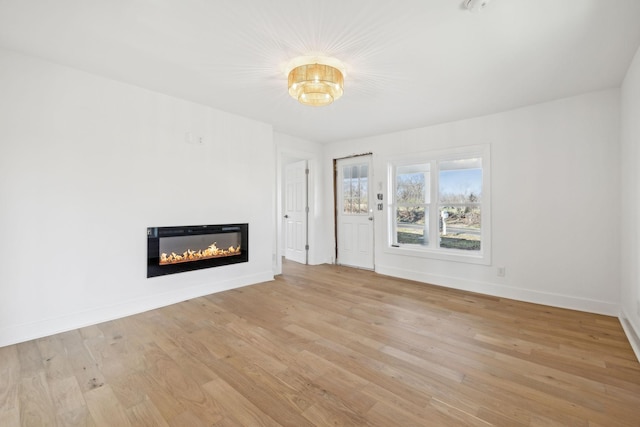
[497, 267, 506, 277]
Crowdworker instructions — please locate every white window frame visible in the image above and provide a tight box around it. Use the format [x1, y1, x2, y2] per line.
[386, 144, 491, 265]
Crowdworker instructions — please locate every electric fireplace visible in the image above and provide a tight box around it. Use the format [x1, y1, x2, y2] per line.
[147, 223, 248, 278]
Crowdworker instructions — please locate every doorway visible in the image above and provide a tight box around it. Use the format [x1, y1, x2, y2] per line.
[283, 159, 308, 264]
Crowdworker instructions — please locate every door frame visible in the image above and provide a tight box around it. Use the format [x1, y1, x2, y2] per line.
[276, 146, 315, 275]
[333, 152, 374, 268]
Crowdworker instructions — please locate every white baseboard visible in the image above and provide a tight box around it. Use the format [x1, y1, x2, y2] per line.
[375, 264, 620, 316]
[0, 271, 274, 348]
[619, 308, 640, 363]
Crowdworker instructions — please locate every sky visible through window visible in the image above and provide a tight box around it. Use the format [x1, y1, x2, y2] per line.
[439, 168, 482, 198]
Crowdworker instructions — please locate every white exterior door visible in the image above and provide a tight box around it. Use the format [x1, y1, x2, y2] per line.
[284, 160, 307, 264]
[336, 155, 374, 269]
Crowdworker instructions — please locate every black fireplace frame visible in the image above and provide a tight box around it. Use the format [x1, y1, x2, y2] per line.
[147, 223, 248, 278]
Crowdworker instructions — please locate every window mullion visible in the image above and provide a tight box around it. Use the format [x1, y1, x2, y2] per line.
[429, 160, 438, 248]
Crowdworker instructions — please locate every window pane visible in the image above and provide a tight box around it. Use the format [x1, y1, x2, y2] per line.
[359, 167, 368, 213]
[343, 165, 351, 180]
[351, 165, 360, 199]
[342, 186, 351, 213]
[439, 158, 482, 204]
[360, 164, 368, 179]
[343, 163, 371, 215]
[342, 180, 351, 197]
[396, 169, 428, 203]
[396, 206, 428, 245]
[439, 206, 481, 251]
[358, 198, 368, 214]
[342, 166, 351, 214]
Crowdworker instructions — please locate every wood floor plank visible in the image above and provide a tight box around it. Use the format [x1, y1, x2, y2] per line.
[0, 407, 20, 427]
[18, 371, 57, 427]
[1, 261, 639, 426]
[365, 398, 465, 427]
[57, 330, 106, 394]
[168, 410, 211, 427]
[15, 341, 43, 379]
[84, 385, 131, 427]
[428, 397, 495, 427]
[55, 405, 95, 427]
[0, 345, 20, 419]
[202, 377, 281, 427]
[36, 335, 74, 383]
[141, 342, 209, 411]
[126, 397, 171, 427]
[48, 376, 85, 417]
[128, 372, 187, 422]
[204, 353, 315, 426]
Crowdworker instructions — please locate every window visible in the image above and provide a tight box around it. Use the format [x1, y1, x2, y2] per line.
[342, 163, 368, 214]
[395, 163, 430, 246]
[438, 158, 482, 251]
[388, 145, 490, 264]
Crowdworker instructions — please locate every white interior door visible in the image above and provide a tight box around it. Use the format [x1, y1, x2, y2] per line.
[284, 160, 307, 264]
[336, 155, 374, 269]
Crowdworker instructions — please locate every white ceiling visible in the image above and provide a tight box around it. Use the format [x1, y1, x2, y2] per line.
[1, 0, 639, 143]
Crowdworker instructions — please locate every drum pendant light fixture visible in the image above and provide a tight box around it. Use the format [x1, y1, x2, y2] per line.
[286, 56, 346, 107]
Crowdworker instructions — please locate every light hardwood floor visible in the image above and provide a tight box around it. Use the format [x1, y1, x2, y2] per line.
[1, 261, 639, 426]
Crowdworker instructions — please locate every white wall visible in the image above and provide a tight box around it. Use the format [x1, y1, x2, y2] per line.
[323, 90, 621, 315]
[274, 132, 326, 271]
[0, 48, 275, 347]
[621, 45, 640, 358]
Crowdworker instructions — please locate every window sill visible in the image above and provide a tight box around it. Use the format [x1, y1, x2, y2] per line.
[383, 244, 490, 265]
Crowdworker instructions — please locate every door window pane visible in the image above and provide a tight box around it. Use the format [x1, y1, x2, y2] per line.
[342, 165, 351, 213]
[343, 163, 369, 215]
[359, 165, 368, 213]
[351, 165, 360, 204]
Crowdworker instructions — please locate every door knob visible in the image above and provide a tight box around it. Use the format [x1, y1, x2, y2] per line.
[284, 215, 289, 218]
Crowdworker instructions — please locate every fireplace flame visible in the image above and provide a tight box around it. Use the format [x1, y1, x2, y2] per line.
[160, 242, 241, 265]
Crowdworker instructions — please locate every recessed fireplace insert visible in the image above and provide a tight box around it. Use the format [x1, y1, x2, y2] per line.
[147, 223, 248, 278]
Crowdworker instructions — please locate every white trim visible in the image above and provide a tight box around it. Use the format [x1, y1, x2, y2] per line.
[276, 142, 320, 271]
[385, 144, 488, 164]
[0, 271, 274, 348]
[619, 308, 640, 363]
[376, 263, 619, 316]
[383, 244, 489, 265]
